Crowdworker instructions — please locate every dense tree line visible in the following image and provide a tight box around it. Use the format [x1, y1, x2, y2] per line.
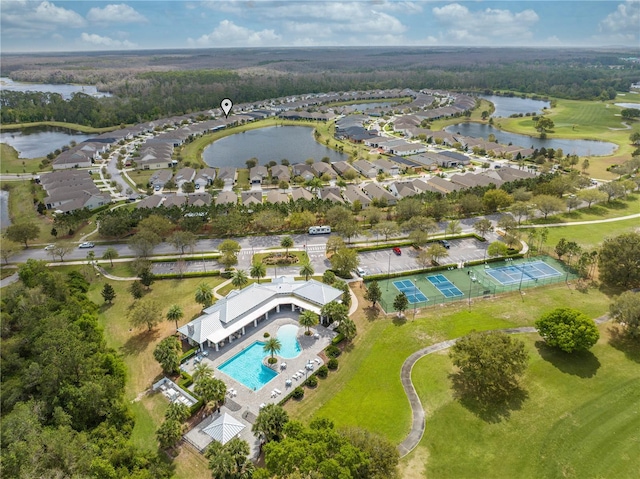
[0, 260, 172, 478]
[2, 59, 638, 127]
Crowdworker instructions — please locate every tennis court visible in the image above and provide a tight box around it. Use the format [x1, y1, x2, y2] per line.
[426, 274, 464, 298]
[486, 260, 563, 286]
[393, 279, 428, 304]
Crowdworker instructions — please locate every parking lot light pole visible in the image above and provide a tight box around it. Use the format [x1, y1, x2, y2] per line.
[386, 251, 391, 290]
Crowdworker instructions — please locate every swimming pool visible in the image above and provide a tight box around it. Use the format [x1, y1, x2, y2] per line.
[217, 325, 302, 390]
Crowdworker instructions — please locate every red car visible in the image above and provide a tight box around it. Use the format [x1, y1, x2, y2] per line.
[393, 247, 402, 256]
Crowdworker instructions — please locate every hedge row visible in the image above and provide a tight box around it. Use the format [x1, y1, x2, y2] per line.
[177, 370, 194, 389]
[154, 270, 221, 280]
[149, 254, 220, 263]
[331, 333, 345, 345]
[180, 347, 198, 363]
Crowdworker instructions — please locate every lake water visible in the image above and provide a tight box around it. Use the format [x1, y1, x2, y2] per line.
[445, 122, 617, 157]
[480, 95, 550, 117]
[0, 126, 93, 158]
[0, 190, 10, 230]
[0, 77, 110, 99]
[615, 103, 640, 110]
[203, 126, 348, 167]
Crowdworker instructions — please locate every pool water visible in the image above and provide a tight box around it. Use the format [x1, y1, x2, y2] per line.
[217, 325, 302, 390]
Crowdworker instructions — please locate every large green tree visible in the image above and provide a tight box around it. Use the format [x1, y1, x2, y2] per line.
[598, 232, 640, 289]
[252, 403, 289, 444]
[364, 280, 382, 307]
[393, 292, 409, 316]
[329, 247, 359, 276]
[449, 331, 528, 402]
[250, 262, 266, 283]
[166, 304, 184, 330]
[298, 310, 319, 335]
[231, 269, 249, 288]
[205, 437, 254, 479]
[195, 282, 213, 309]
[169, 230, 197, 255]
[5, 222, 39, 248]
[299, 260, 314, 280]
[535, 308, 599, 353]
[101, 283, 116, 303]
[128, 298, 161, 331]
[101, 246, 119, 267]
[153, 336, 182, 374]
[263, 337, 282, 360]
[609, 291, 640, 338]
[219, 239, 241, 269]
[194, 376, 227, 409]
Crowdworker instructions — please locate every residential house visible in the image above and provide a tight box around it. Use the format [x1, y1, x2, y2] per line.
[52, 147, 94, 170]
[40, 170, 110, 212]
[265, 190, 289, 204]
[215, 191, 238, 206]
[312, 162, 336, 179]
[291, 188, 314, 202]
[241, 191, 263, 207]
[425, 176, 461, 194]
[174, 167, 196, 188]
[163, 195, 187, 208]
[136, 195, 164, 209]
[270, 165, 291, 183]
[217, 167, 237, 186]
[249, 165, 269, 184]
[319, 186, 344, 203]
[362, 183, 397, 205]
[389, 143, 427, 156]
[389, 180, 420, 198]
[353, 160, 377, 178]
[194, 168, 217, 189]
[450, 173, 496, 189]
[150, 170, 173, 188]
[332, 161, 358, 179]
[343, 185, 371, 208]
[373, 158, 400, 176]
[186, 193, 212, 206]
[292, 164, 315, 181]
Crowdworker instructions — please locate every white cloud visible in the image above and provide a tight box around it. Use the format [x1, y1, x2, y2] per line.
[1, 0, 86, 36]
[87, 4, 147, 24]
[432, 3, 539, 44]
[80, 32, 136, 49]
[599, 1, 640, 33]
[187, 20, 282, 47]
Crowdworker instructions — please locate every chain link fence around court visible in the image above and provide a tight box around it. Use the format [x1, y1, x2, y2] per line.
[373, 255, 578, 313]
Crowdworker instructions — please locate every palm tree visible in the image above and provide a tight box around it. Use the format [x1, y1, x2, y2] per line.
[192, 363, 214, 383]
[263, 337, 282, 362]
[252, 404, 289, 444]
[336, 317, 357, 341]
[231, 269, 249, 288]
[298, 310, 319, 335]
[280, 236, 294, 257]
[166, 304, 184, 331]
[195, 282, 213, 309]
[205, 438, 254, 479]
[250, 262, 266, 284]
[299, 260, 314, 281]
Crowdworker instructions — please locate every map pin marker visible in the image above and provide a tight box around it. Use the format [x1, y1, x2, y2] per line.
[221, 98, 233, 118]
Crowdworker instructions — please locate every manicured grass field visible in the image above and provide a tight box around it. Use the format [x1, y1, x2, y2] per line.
[409, 326, 640, 479]
[0, 143, 47, 174]
[530, 216, 640, 250]
[0, 120, 117, 134]
[528, 195, 640, 224]
[285, 283, 611, 444]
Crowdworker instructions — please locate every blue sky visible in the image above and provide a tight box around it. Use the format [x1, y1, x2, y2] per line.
[1, 1, 639, 53]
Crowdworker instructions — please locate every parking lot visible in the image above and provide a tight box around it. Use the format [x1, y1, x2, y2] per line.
[357, 236, 493, 276]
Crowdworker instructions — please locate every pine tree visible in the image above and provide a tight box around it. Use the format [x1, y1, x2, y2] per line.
[101, 283, 116, 303]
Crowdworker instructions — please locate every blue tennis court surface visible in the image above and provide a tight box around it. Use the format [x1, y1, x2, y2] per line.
[393, 279, 428, 304]
[486, 261, 563, 286]
[427, 274, 464, 298]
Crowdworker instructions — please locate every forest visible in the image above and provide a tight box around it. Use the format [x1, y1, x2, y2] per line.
[0, 260, 173, 478]
[1, 47, 638, 128]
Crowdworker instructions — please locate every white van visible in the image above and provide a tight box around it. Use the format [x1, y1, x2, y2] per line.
[308, 226, 331, 235]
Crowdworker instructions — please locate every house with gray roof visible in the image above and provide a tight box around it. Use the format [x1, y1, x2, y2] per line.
[319, 186, 344, 203]
[150, 170, 173, 188]
[178, 278, 343, 350]
[426, 176, 461, 194]
[362, 183, 397, 205]
[136, 195, 164, 209]
[194, 168, 217, 189]
[353, 160, 377, 178]
[40, 170, 110, 212]
[163, 195, 187, 208]
[249, 165, 269, 184]
[174, 167, 196, 188]
[241, 191, 263, 207]
[373, 158, 400, 176]
[217, 167, 237, 186]
[292, 164, 315, 181]
[270, 165, 291, 182]
[343, 185, 371, 207]
[215, 191, 238, 206]
[332, 161, 358, 179]
[265, 190, 289, 204]
[291, 188, 314, 202]
[312, 162, 336, 179]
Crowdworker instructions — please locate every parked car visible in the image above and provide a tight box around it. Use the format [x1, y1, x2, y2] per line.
[356, 267, 366, 277]
[44, 244, 55, 251]
[439, 240, 451, 249]
[78, 242, 95, 249]
[393, 247, 402, 256]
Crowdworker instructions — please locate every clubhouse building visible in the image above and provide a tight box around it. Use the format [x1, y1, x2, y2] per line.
[178, 278, 344, 351]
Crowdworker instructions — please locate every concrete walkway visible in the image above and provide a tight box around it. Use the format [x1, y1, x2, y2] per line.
[397, 316, 610, 457]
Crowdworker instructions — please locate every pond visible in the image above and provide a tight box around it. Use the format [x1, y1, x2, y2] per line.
[480, 95, 550, 118]
[0, 190, 10, 231]
[0, 126, 94, 159]
[615, 103, 640, 110]
[202, 126, 348, 168]
[445, 122, 617, 157]
[0, 77, 110, 100]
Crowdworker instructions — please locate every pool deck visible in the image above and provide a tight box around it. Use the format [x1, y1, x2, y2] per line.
[182, 313, 336, 458]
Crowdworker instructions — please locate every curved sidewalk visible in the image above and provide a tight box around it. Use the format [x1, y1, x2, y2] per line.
[519, 212, 640, 229]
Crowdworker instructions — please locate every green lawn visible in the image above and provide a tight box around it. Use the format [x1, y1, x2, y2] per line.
[0, 120, 118, 134]
[0, 143, 47, 173]
[527, 195, 640, 225]
[285, 283, 611, 444]
[409, 326, 640, 479]
[529, 217, 640, 250]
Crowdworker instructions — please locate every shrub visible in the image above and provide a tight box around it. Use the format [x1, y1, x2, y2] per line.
[326, 345, 341, 358]
[316, 365, 328, 378]
[292, 387, 304, 400]
[327, 358, 339, 370]
[263, 332, 270, 338]
[305, 376, 318, 388]
[331, 333, 345, 345]
[268, 357, 278, 364]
